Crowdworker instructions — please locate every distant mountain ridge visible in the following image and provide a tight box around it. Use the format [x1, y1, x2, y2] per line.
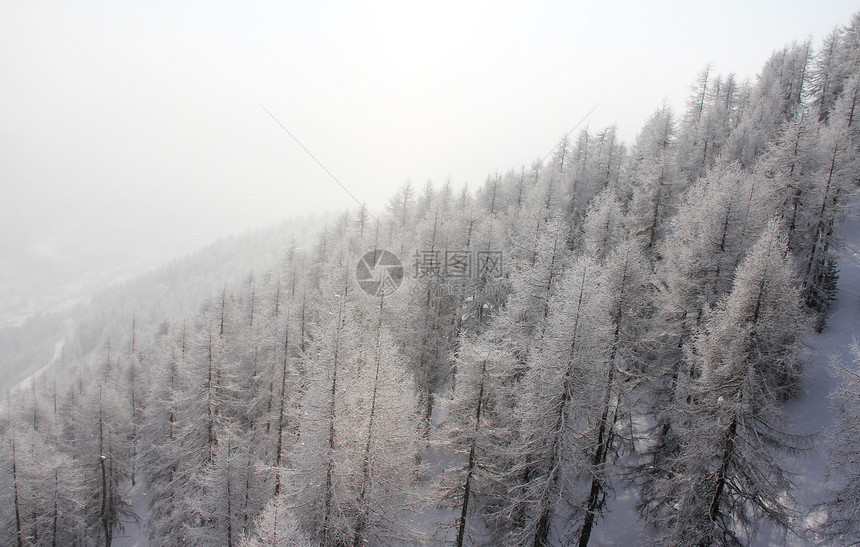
[0, 213, 328, 395]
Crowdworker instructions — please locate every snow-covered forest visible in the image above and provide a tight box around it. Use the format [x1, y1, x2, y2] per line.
[2, 12, 860, 547]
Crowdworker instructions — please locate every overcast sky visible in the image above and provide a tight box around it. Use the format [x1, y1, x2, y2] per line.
[1, 0, 858, 318]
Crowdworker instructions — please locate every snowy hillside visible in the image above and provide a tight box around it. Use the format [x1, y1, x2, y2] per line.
[592, 202, 860, 547]
[0, 214, 328, 397]
[2, 12, 860, 547]
[779, 201, 860, 544]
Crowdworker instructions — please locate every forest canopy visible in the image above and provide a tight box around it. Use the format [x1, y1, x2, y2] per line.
[2, 12, 860, 547]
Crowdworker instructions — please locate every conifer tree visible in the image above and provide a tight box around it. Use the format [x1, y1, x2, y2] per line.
[647, 222, 808, 545]
[801, 76, 859, 322]
[437, 337, 511, 546]
[625, 104, 680, 258]
[816, 342, 860, 544]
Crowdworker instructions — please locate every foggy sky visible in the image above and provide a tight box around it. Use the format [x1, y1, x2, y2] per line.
[1, 0, 857, 323]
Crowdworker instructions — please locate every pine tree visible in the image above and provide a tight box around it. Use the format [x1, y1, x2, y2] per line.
[625, 103, 680, 258]
[0, 427, 87, 546]
[140, 324, 189, 545]
[563, 126, 625, 233]
[810, 28, 845, 121]
[184, 427, 249, 547]
[401, 190, 465, 434]
[240, 494, 314, 547]
[647, 221, 809, 545]
[581, 187, 625, 260]
[506, 255, 607, 546]
[811, 15, 860, 122]
[660, 162, 779, 321]
[437, 336, 512, 546]
[755, 110, 823, 257]
[722, 42, 814, 168]
[74, 383, 134, 546]
[816, 342, 860, 544]
[283, 261, 422, 545]
[801, 76, 859, 323]
[578, 239, 653, 546]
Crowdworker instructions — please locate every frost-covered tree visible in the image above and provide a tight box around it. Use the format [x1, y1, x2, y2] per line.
[53, 339, 136, 547]
[505, 241, 651, 546]
[722, 41, 814, 168]
[141, 290, 262, 545]
[74, 383, 134, 546]
[660, 162, 780, 324]
[811, 28, 846, 121]
[433, 216, 568, 544]
[563, 126, 626, 233]
[385, 181, 416, 255]
[581, 186, 625, 260]
[437, 337, 513, 546]
[398, 188, 467, 433]
[816, 342, 860, 544]
[282, 263, 422, 546]
[646, 221, 809, 545]
[458, 211, 507, 331]
[0, 428, 86, 546]
[506, 255, 609, 546]
[139, 324, 189, 546]
[349, 296, 422, 546]
[625, 104, 680, 258]
[810, 14, 860, 122]
[755, 110, 823, 256]
[184, 427, 255, 547]
[801, 77, 860, 321]
[676, 67, 745, 181]
[240, 494, 313, 547]
[501, 215, 569, 353]
[577, 240, 653, 545]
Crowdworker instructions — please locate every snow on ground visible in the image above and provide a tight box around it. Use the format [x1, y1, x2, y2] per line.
[0, 338, 65, 416]
[772, 201, 860, 546]
[594, 202, 860, 546]
[112, 480, 150, 547]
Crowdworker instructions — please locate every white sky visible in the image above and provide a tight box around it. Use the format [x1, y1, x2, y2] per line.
[1, 0, 858, 309]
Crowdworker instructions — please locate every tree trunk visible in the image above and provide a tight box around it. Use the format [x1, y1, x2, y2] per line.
[456, 358, 488, 547]
[579, 253, 630, 546]
[709, 418, 738, 524]
[322, 283, 347, 543]
[274, 317, 291, 496]
[354, 297, 385, 546]
[532, 265, 588, 547]
[578, 363, 616, 547]
[99, 389, 113, 547]
[12, 437, 23, 547]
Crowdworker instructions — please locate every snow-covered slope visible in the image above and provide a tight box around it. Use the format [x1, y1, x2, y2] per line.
[775, 200, 860, 545]
[0, 213, 328, 397]
[591, 202, 860, 547]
